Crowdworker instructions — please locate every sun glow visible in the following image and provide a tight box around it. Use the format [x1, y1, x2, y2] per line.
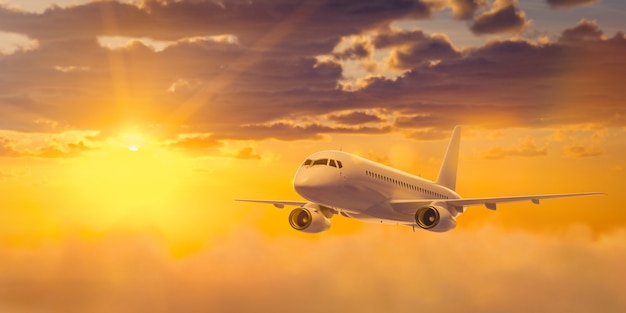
[64, 144, 186, 227]
[45, 132, 254, 255]
[120, 133, 145, 152]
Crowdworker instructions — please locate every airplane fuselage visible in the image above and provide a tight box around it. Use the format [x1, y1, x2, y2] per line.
[293, 150, 462, 224]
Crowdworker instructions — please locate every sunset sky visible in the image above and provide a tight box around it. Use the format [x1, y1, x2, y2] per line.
[1, 0, 625, 311]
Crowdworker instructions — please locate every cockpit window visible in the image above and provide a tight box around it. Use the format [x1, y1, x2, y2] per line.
[312, 158, 328, 166]
[303, 158, 343, 168]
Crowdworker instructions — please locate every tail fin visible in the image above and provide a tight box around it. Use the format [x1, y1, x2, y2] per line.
[436, 126, 462, 191]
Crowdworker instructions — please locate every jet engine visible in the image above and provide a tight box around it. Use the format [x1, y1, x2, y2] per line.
[414, 203, 456, 232]
[288, 203, 333, 233]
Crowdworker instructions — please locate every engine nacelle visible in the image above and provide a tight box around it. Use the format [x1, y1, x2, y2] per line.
[288, 203, 332, 233]
[415, 204, 456, 232]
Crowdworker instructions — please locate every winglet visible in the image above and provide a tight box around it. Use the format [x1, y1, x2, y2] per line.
[436, 126, 462, 191]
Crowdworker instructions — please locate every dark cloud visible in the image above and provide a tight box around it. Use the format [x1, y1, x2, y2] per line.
[334, 43, 371, 59]
[559, 19, 604, 43]
[373, 29, 461, 70]
[333, 36, 374, 60]
[0, 2, 624, 142]
[449, 0, 485, 20]
[329, 111, 383, 125]
[355, 23, 626, 132]
[220, 123, 393, 141]
[470, 4, 530, 35]
[0, 0, 437, 45]
[547, 0, 598, 8]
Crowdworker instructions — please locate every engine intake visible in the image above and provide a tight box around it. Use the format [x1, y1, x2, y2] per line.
[415, 204, 456, 232]
[288, 203, 332, 233]
[415, 206, 440, 229]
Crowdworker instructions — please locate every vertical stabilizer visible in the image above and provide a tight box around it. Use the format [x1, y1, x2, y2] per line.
[436, 126, 462, 191]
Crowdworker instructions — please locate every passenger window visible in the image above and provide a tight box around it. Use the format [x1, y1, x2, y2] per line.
[313, 159, 328, 166]
[337, 160, 343, 168]
[329, 160, 337, 167]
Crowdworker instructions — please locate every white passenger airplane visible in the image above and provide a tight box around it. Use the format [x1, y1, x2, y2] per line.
[237, 126, 602, 233]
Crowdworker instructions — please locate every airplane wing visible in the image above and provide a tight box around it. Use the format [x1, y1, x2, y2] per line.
[236, 199, 307, 209]
[390, 192, 604, 212]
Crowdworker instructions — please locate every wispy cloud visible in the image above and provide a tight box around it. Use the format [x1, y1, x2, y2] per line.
[547, 0, 598, 9]
[483, 136, 548, 159]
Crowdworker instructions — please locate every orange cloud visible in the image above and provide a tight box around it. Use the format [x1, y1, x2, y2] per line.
[0, 131, 98, 158]
[565, 145, 603, 157]
[235, 147, 261, 160]
[328, 111, 384, 125]
[483, 136, 548, 159]
[0, 225, 624, 312]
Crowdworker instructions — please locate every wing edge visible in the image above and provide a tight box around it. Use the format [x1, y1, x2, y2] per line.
[236, 199, 307, 209]
[390, 192, 605, 211]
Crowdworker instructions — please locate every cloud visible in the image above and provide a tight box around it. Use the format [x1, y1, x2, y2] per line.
[0, 3, 625, 142]
[559, 19, 604, 43]
[34, 140, 93, 158]
[0, 131, 98, 158]
[221, 122, 393, 141]
[470, 3, 530, 35]
[547, 0, 598, 9]
[329, 111, 384, 125]
[0, 225, 624, 312]
[449, 0, 486, 20]
[167, 134, 222, 152]
[0, 31, 38, 55]
[565, 145, 603, 158]
[483, 136, 548, 159]
[374, 31, 461, 70]
[235, 147, 261, 160]
[407, 128, 452, 140]
[0, 137, 18, 157]
[0, 0, 439, 45]
[333, 35, 374, 60]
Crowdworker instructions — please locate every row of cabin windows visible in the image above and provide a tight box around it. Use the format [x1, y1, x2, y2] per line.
[302, 158, 343, 168]
[364, 170, 449, 199]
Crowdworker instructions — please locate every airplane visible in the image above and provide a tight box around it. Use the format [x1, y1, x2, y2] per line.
[237, 126, 603, 233]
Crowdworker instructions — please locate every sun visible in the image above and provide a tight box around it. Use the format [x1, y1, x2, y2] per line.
[120, 133, 145, 152]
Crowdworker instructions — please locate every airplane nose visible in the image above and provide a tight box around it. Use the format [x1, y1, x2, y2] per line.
[293, 169, 332, 200]
[293, 173, 317, 196]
